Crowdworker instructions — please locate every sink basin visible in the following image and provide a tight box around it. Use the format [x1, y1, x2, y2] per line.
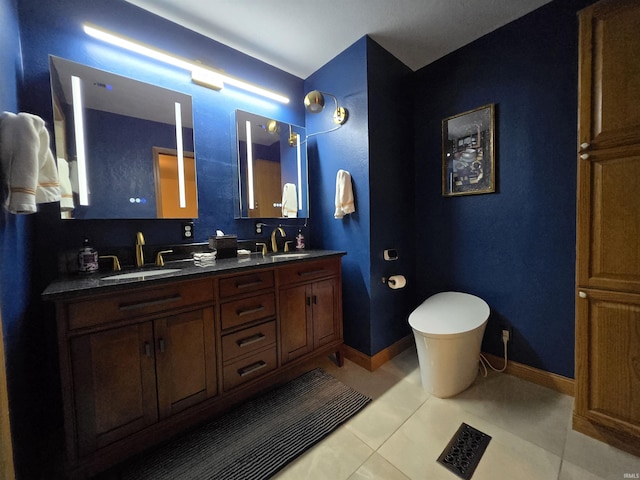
[270, 253, 311, 260]
[101, 269, 181, 281]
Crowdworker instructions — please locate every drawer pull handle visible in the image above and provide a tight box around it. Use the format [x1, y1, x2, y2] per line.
[236, 279, 264, 289]
[298, 269, 327, 277]
[580, 142, 590, 150]
[119, 295, 181, 311]
[159, 338, 166, 353]
[237, 333, 267, 348]
[580, 153, 590, 160]
[144, 342, 152, 357]
[238, 360, 267, 377]
[236, 305, 265, 317]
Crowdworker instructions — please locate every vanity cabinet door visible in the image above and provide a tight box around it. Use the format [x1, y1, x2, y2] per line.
[279, 277, 341, 364]
[311, 278, 340, 348]
[70, 322, 158, 457]
[279, 284, 314, 364]
[155, 307, 217, 418]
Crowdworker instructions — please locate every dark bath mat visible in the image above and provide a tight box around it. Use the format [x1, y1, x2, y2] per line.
[437, 422, 492, 479]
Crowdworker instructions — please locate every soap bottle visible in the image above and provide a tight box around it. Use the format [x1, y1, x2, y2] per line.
[77, 237, 99, 274]
[295, 229, 306, 250]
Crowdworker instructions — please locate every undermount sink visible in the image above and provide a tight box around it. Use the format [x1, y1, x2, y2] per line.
[101, 269, 182, 281]
[270, 253, 311, 260]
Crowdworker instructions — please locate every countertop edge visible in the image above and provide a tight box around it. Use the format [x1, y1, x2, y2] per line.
[42, 250, 346, 301]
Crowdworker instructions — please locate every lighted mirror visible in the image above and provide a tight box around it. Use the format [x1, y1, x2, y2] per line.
[49, 56, 197, 219]
[234, 110, 308, 219]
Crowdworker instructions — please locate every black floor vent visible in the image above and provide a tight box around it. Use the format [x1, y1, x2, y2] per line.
[436, 423, 491, 479]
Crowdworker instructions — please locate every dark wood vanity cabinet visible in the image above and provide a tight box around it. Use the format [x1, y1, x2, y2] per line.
[61, 278, 217, 459]
[49, 254, 344, 478]
[278, 258, 343, 365]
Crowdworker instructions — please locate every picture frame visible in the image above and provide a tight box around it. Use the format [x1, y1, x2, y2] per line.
[442, 104, 495, 197]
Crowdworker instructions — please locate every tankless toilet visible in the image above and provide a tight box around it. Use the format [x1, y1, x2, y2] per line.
[409, 292, 489, 398]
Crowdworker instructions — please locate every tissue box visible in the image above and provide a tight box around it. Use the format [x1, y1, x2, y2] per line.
[208, 235, 237, 259]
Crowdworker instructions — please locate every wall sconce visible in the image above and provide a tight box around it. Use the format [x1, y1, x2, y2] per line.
[83, 23, 289, 104]
[304, 90, 348, 125]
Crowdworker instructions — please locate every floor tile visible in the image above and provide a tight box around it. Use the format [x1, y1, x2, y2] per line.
[562, 427, 640, 479]
[558, 460, 608, 480]
[347, 452, 411, 480]
[272, 426, 374, 480]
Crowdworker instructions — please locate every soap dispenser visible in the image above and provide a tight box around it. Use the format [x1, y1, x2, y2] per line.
[78, 237, 99, 273]
[295, 229, 306, 250]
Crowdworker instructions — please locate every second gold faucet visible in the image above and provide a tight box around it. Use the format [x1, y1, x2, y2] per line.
[135, 231, 145, 267]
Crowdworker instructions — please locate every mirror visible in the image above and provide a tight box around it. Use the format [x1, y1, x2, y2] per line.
[49, 56, 197, 219]
[234, 110, 308, 218]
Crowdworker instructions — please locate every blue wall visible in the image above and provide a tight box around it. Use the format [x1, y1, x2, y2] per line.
[412, 0, 594, 378]
[306, 38, 373, 354]
[306, 37, 415, 356]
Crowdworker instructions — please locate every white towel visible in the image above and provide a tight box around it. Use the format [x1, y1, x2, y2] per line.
[334, 169, 355, 219]
[0, 111, 61, 214]
[57, 157, 75, 212]
[281, 183, 298, 218]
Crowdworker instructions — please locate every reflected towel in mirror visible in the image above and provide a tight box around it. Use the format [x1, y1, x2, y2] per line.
[282, 183, 298, 218]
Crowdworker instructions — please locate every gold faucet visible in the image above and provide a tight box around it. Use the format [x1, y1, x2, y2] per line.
[155, 249, 173, 267]
[271, 226, 286, 253]
[135, 231, 145, 268]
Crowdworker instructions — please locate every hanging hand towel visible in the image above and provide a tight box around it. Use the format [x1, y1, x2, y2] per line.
[0, 112, 61, 214]
[281, 183, 298, 218]
[334, 169, 355, 219]
[57, 157, 75, 212]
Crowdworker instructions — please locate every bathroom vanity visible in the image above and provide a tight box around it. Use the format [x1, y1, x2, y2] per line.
[42, 251, 344, 478]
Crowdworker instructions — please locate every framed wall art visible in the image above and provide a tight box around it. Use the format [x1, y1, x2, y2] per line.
[442, 104, 495, 197]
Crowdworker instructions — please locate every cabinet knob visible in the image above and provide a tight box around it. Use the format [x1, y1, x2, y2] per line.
[580, 153, 590, 160]
[578, 291, 588, 299]
[580, 142, 590, 150]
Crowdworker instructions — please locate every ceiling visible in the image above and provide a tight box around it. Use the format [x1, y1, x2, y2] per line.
[125, 0, 551, 79]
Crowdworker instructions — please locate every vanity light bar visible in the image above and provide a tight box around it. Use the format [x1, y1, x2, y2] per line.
[246, 120, 255, 209]
[83, 23, 290, 104]
[175, 102, 186, 208]
[71, 75, 90, 206]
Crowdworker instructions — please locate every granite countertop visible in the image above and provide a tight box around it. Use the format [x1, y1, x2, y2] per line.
[42, 250, 346, 301]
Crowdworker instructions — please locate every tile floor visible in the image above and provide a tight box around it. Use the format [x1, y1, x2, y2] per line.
[273, 346, 640, 480]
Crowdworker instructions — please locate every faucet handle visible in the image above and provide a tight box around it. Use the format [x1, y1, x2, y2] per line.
[284, 241, 294, 253]
[255, 242, 267, 256]
[99, 255, 121, 272]
[155, 249, 173, 267]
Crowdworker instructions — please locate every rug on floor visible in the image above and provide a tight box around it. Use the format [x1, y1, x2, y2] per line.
[120, 368, 371, 480]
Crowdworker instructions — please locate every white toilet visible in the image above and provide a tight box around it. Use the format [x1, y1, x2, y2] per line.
[409, 291, 490, 398]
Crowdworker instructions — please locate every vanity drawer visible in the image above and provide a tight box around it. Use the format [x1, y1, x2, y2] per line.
[67, 278, 214, 330]
[223, 347, 277, 391]
[220, 293, 276, 330]
[219, 270, 274, 299]
[222, 321, 276, 363]
[277, 258, 340, 287]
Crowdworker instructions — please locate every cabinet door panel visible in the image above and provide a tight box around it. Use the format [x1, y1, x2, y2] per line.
[577, 150, 640, 293]
[312, 279, 339, 348]
[155, 308, 217, 418]
[279, 284, 312, 364]
[576, 290, 640, 437]
[579, 0, 640, 149]
[70, 323, 157, 456]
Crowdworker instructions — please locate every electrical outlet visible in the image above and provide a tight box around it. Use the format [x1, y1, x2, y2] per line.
[181, 221, 194, 240]
[502, 329, 510, 342]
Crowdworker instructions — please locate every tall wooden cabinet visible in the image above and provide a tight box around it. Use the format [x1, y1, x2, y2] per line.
[574, 0, 640, 456]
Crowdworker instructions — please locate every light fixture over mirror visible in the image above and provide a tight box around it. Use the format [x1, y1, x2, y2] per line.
[304, 90, 348, 125]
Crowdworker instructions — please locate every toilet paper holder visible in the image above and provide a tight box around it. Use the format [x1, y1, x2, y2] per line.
[382, 275, 406, 288]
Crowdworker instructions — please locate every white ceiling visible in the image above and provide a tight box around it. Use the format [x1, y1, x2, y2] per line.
[125, 0, 551, 79]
